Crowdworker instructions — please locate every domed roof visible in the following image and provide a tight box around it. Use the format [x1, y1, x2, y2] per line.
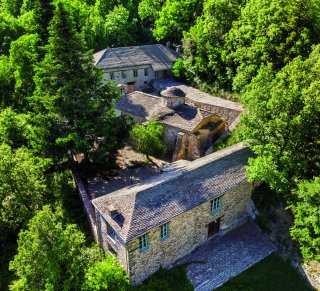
[160, 87, 186, 98]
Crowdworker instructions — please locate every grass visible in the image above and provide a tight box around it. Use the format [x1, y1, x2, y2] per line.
[132, 265, 193, 291]
[217, 253, 313, 291]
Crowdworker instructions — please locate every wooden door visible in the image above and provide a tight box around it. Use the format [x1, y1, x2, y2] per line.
[208, 218, 221, 238]
[127, 82, 135, 93]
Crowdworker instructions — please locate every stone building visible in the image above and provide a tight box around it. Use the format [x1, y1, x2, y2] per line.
[93, 44, 181, 94]
[116, 87, 226, 160]
[91, 143, 255, 284]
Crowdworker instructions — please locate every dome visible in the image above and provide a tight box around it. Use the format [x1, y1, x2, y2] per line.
[160, 87, 186, 98]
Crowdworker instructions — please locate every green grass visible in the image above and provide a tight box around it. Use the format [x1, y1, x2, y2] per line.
[217, 253, 313, 291]
[132, 265, 193, 291]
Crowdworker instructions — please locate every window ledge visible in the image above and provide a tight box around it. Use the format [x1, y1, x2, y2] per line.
[211, 208, 222, 215]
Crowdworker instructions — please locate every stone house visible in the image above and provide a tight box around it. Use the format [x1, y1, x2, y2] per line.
[115, 87, 226, 160]
[93, 44, 181, 94]
[91, 143, 255, 284]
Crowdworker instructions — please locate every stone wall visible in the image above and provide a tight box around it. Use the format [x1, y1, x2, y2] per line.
[126, 181, 254, 284]
[104, 66, 165, 92]
[96, 211, 129, 273]
[163, 125, 183, 153]
[186, 98, 241, 126]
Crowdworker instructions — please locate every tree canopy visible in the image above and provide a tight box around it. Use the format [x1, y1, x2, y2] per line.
[32, 2, 131, 163]
[9, 206, 104, 290]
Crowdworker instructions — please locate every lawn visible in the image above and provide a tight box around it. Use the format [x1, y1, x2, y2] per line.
[217, 253, 313, 291]
[132, 253, 312, 291]
[132, 265, 193, 291]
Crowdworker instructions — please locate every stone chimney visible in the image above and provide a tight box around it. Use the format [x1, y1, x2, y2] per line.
[160, 87, 186, 109]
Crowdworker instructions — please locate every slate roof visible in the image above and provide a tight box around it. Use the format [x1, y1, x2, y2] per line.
[116, 92, 162, 118]
[161, 87, 186, 98]
[92, 143, 252, 243]
[115, 91, 216, 132]
[94, 44, 181, 71]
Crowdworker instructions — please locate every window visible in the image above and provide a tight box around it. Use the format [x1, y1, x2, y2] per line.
[133, 69, 138, 77]
[107, 223, 116, 240]
[155, 71, 159, 78]
[160, 223, 169, 240]
[110, 72, 114, 80]
[139, 234, 149, 252]
[211, 197, 222, 214]
[122, 71, 126, 79]
[144, 68, 149, 76]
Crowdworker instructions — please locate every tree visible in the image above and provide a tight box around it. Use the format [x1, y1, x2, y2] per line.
[103, 5, 137, 48]
[1, 0, 23, 16]
[0, 143, 50, 234]
[138, 0, 164, 25]
[9, 206, 103, 290]
[9, 34, 39, 110]
[0, 56, 15, 108]
[242, 45, 320, 196]
[82, 256, 130, 291]
[226, 0, 320, 91]
[290, 177, 320, 262]
[130, 120, 166, 165]
[32, 2, 131, 164]
[153, 0, 203, 42]
[181, 0, 246, 91]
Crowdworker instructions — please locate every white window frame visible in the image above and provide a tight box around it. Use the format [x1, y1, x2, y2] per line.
[133, 69, 138, 77]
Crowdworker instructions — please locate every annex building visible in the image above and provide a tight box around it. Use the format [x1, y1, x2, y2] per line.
[90, 143, 255, 284]
[94, 44, 181, 94]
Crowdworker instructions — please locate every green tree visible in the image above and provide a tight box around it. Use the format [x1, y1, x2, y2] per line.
[290, 177, 320, 262]
[9, 34, 39, 109]
[226, 0, 320, 91]
[242, 45, 320, 196]
[181, 0, 245, 91]
[103, 5, 137, 48]
[138, 0, 164, 25]
[130, 120, 166, 164]
[0, 143, 50, 234]
[0, 12, 24, 55]
[9, 206, 103, 290]
[0, 56, 15, 108]
[153, 0, 203, 42]
[1, 0, 23, 16]
[82, 256, 130, 291]
[32, 2, 131, 164]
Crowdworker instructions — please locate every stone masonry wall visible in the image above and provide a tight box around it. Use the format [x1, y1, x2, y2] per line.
[186, 98, 241, 126]
[104, 66, 164, 92]
[96, 212, 129, 272]
[126, 181, 254, 284]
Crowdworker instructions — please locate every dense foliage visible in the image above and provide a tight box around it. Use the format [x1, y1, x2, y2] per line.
[9, 206, 104, 290]
[1, 0, 320, 289]
[130, 120, 167, 161]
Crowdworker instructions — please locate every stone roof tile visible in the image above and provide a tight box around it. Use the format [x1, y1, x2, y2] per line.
[92, 143, 252, 242]
[94, 44, 181, 71]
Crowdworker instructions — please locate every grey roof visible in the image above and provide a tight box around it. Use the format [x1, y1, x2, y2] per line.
[157, 105, 215, 132]
[161, 87, 186, 98]
[116, 92, 161, 118]
[94, 44, 181, 71]
[115, 91, 217, 132]
[92, 143, 253, 242]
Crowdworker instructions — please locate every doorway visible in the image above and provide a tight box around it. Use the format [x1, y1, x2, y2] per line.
[127, 82, 135, 93]
[208, 218, 221, 238]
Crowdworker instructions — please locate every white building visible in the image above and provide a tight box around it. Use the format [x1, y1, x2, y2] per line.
[93, 44, 181, 94]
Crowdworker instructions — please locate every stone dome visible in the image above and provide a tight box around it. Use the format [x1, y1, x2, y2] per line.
[160, 87, 186, 98]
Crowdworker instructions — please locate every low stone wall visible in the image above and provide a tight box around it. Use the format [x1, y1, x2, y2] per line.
[186, 98, 241, 126]
[72, 172, 98, 242]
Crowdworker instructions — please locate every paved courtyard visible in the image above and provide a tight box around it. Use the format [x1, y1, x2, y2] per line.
[174, 222, 277, 290]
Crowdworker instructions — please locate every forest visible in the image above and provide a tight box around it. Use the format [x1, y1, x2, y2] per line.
[0, 0, 319, 290]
